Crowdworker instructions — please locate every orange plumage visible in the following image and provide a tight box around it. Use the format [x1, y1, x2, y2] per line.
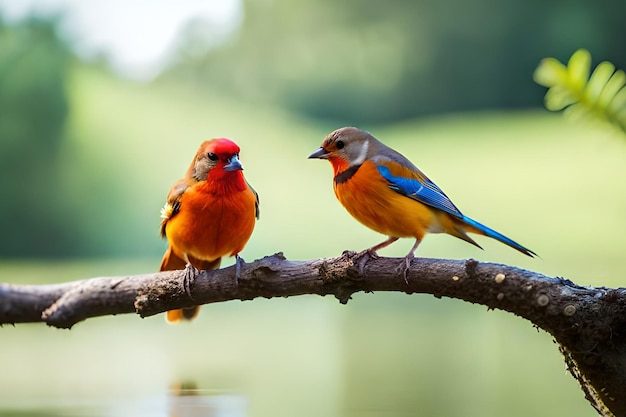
[160, 138, 259, 322]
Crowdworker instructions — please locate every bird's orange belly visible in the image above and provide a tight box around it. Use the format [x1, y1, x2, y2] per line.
[334, 165, 436, 239]
[166, 189, 256, 261]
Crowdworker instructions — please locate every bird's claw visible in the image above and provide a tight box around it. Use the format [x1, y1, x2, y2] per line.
[351, 249, 379, 274]
[395, 254, 414, 284]
[183, 263, 200, 301]
[234, 255, 245, 286]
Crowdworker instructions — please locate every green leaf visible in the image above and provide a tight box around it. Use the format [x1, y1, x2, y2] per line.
[585, 61, 615, 104]
[534, 49, 626, 136]
[544, 86, 575, 111]
[533, 58, 567, 87]
[609, 87, 626, 115]
[567, 49, 591, 92]
[597, 69, 626, 108]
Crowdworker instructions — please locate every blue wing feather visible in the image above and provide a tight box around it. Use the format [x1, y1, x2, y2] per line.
[377, 164, 464, 219]
[376, 162, 536, 258]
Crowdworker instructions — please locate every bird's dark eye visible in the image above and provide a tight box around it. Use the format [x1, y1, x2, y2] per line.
[336, 140, 345, 150]
[207, 152, 218, 161]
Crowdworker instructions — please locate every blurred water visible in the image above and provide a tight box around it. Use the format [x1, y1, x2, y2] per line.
[2, 388, 246, 417]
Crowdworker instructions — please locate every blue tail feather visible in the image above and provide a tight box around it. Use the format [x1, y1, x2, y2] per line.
[462, 216, 536, 258]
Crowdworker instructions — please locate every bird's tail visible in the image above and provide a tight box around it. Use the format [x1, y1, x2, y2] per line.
[160, 247, 222, 323]
[460, 216, 537, 258]
[166, 306, 201, 323]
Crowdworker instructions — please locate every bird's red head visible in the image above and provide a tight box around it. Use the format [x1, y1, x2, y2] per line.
[187, 138, 246, 187]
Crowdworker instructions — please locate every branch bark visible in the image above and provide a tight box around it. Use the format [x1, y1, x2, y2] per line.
[0, 252, 624, 416]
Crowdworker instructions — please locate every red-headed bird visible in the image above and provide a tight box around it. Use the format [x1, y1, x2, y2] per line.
[160, 138, 259, 322]
[308, 127, 535, 278]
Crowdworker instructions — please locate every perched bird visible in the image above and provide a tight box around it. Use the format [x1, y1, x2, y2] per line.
[160, 138, 259, 322]
[308, 127, 535, 278]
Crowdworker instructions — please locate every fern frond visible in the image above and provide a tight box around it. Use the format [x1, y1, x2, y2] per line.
[534, 49, 626, 134]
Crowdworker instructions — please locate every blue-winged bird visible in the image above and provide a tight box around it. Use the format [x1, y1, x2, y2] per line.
[309, 127, 535, 279]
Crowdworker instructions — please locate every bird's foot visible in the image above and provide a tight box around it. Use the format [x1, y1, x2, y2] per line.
[348, 237, 400, 274]
[395, 253, 414, 284]
[183, 263, 200, 301]
[234, 255, 245, 286]
[351, 249, 379, 275]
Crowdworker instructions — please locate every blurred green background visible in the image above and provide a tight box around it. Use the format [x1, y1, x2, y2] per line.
[1, 1, 625, 416]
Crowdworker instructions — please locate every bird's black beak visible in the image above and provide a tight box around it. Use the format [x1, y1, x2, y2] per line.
[224, 154, 243, 171]
[308, 147, 329, 159]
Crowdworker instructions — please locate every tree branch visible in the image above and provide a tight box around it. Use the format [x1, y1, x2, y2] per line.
[0, 252, 624, 416]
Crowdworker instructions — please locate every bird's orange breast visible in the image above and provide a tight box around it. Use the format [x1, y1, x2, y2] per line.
[333, 161, 437, 239]
[165, 182, 257, 262]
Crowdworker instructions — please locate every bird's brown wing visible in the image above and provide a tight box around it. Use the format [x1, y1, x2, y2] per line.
[159, 178, 192, 238]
